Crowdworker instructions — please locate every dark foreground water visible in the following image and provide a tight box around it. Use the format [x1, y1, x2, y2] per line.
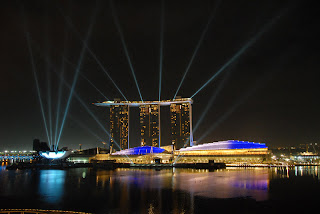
[1, 164, 320, 213]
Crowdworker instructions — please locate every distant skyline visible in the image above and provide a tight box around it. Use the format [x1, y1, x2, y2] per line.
[0, 0, 319, 150]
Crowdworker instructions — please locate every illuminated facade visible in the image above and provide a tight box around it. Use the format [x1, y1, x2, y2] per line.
[110, 104, 129, 150]
[170, 102, 193, 149]
[98, 140, 270, 164]
[140, 105, 160, 147]
[174, 140, 270, 164]
[112, 146, 165, 155]
[94, 98, 193, 151]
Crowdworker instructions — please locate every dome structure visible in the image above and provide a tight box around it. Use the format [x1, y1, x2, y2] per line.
[112, 146, 165, 156]
[179, 140, 267, 151]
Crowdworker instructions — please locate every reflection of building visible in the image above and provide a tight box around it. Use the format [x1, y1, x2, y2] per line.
[170, 102, 192, 150]
[140, 105, 160, 147]
[110, 104, 129, 150]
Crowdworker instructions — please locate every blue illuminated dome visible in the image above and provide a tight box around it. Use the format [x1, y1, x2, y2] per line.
[112, 146, 165, 155]
[179, 140, 267, 151]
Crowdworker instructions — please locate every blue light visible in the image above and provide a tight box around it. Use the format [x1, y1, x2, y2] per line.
[112, 146, 165, 156]
[39, 170, 66, 203]
[40, 151, 70, 159]
[179, 140, 267, 152]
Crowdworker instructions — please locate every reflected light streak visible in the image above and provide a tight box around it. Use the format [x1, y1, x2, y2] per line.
[110, 0, 143, 102]
[55, 4, 99, 151]
[191, 10, 285, 99]
[174, 0, 221, 100]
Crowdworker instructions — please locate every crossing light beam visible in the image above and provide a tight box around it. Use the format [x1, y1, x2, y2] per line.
[110, 0, 143, 102]
[55, 4, 99, 151]
[191, 10, 286, 99]
[174, 0, 221, 100]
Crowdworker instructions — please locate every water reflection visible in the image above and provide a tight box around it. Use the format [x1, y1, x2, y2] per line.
[38, 170, 66, 203]
[270, 166, 320, 180]
[0, 166, 320, 213]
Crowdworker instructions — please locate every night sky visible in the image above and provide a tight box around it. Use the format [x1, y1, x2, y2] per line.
[0, 0, 319, 150]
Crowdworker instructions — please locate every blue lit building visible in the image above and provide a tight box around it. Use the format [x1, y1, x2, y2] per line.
[112, 146, 165, 156]
[175, 140, 270, 164]
[106, 141, 270, 164]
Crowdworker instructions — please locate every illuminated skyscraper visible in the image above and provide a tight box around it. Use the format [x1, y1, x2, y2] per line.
[170, 101, 193, 150]
[95, 98, 193, 151]
[140, 104, 160, 147]
[110, 103, 129, 150]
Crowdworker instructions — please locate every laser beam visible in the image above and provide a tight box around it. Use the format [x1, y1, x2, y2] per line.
[193, 70, 231, 134]
[159, 0, 165, 101]
[64, 57, 110, 101]
[54, 19, 69, 146]
[21, 5, 51, 147]
[53, 57, 65, 147]
[191, 10, 286, 99]
[25, 33, 52, 147]
[69, 114, 106, 143]
[55, 4, 99, 151]
[53, 69, 133, 163]
[173, 0, 221, 100]
[58, 8, 128, 101]
[46, 62, 54, 149]
[110, 0, 144, 101]
[197, 71, 274, 143]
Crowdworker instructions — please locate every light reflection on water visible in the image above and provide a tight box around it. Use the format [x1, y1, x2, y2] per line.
[38, 170, 66, 204]
[105, 168, 270, 201]
[0, 166, 320, 213]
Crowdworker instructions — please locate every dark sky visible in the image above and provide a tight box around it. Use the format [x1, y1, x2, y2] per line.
[0, 0, 319, 150]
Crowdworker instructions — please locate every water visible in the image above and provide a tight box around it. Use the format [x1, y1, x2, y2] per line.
[1, 164, 320, 213]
